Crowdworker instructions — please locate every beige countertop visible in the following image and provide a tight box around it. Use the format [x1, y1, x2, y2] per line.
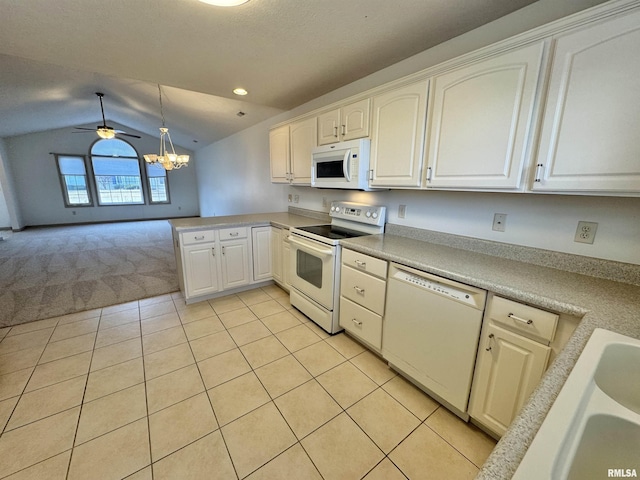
[340, 233, 640, 479]
[168, 212, 328, 232]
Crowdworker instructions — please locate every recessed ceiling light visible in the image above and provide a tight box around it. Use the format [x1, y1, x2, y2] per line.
[199, 0, 250, 6]
[233, 88, 248, 96]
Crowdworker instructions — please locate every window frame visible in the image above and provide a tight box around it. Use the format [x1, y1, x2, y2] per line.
[145, 163, 171, 204]
[54, 154, 94, 207]
[89, 138, 171, 207]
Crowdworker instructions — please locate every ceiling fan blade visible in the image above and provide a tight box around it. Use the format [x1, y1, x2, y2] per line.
[72, 130, 95, 134]
[116, 132, 141, 139]
[73, 127, 96, 131]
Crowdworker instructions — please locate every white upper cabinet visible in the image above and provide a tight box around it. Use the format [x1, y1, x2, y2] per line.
[289, 117, 317, 185]
[532, 9, 640, 194]
[317, 98, 371, 145]
[369, 79, 430, 187]
[425, 42, 545, 190]
[269, 125, 290, 184]
[270, 117, 316, 185]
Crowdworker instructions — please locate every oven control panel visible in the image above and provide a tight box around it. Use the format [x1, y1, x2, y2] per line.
[329, 201, 386, 227]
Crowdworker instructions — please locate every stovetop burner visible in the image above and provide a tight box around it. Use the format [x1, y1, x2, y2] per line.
[294, 224, 369, 240]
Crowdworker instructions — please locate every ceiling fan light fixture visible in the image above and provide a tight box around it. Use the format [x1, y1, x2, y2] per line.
[233, 88, 248, 96]
[97, 127, 116, 139]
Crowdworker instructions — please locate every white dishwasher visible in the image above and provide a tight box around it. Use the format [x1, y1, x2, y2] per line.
[383, 262, 487, 419]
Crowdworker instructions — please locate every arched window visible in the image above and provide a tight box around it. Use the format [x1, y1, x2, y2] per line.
[90, 139, 169, 205]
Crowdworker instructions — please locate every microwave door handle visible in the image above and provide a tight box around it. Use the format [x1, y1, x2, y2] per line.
[343, 149, 352, 182]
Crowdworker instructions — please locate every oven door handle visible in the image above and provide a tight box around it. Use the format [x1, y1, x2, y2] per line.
[289, 235, 334, 256]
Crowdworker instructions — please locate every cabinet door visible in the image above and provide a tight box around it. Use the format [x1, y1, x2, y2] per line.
[342, 98, 370, 141]
[289, 117, 317, 184]
[282, 235, 291, 289]
[317, 109, 341, 146]
[183, 243, 219, 298]
[220, 240, 250, 290]
[533, 10, 640, 194]
[252, 227, 272, 282]
[469, 323, 550, 437]
[271, 227, 283, 283]
[426, 43, 544, 190]
[269, 125, 290, 183]
[370, 79, 429, 187]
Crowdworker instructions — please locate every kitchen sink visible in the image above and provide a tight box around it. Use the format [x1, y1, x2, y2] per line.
[594, 343, 640, 415]
[513, 328, 640, 479]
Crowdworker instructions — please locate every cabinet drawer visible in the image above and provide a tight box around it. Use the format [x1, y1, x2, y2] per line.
[488, 296, 558, 344]
[340, 297, 382, 350]
[181, 230, 215, 246]
[218, 227, 248, 241]
[342, 249, 387, 279]
[340, 265, 386, 315]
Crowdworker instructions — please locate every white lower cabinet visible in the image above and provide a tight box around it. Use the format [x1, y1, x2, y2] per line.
[182, 242, 220, 298]
[339, 249, 388, 351]
[469, 295, 558, 437]
[179, 226, 254, 302]
[219, 227, 250, 290]
[271, 226, 283, 283]
[252, 226, 272, 282]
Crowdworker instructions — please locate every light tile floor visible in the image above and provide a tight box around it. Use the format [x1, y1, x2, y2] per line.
[0, 285, 496, 479]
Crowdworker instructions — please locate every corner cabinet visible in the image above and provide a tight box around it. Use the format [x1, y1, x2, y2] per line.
[425, 42, 545, 190]
[270, 117, 317, 185]
[251, 226, 272, 282]
[317, 98, 371, 145]
[532, 9, 640, 194]
[369, 79, 430, 188]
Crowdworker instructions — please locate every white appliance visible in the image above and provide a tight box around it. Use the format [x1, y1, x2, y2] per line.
[289, 201, 386, 334]
[311, 139, 375, 190]
[383, 263, 487, 419]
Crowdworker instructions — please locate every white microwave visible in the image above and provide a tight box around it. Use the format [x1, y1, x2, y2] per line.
[311, 139, 374, 190]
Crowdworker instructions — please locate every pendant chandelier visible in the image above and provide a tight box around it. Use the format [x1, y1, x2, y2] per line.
[144, 85, 189, 171]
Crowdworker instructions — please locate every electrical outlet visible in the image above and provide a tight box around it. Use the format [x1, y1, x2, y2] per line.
[398, 205, 406, 219]
[322, 197, 328, 208]
[492, 213, 507, 232]
[574, 221, 598, 244]
[294, 195, 300, 204]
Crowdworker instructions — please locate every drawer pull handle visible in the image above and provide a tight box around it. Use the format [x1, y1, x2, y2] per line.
[354, 260, 366, 269]
[194, 235, 205, 240]
[352, 318, 362, 326]
[229, 232, 239, 237]
[486, 333, 495, 351]
[354, 286, 365, 295]
[508, 313, 533, 325]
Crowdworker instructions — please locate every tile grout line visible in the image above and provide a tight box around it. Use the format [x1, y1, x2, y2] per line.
[64, 304, 104, 480]
[172, 293, 241, 480]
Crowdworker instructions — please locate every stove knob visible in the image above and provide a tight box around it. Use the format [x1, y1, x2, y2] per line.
[330, 206, 337, 212]
[372, 211, 379, 219]
[365, 211, 371, 218]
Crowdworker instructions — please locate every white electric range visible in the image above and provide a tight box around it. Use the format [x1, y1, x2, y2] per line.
[288, 201, 386, 334]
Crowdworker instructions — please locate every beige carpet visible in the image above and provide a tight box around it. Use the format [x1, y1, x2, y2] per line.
[0, 220, 179, 327]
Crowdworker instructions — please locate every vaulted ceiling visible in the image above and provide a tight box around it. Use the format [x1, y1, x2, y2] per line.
[0, 0, 543, 147]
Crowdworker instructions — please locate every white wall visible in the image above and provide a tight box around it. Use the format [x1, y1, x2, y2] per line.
[5, 123, 199, 226]
[287, 187, 640, 265]
[0, 137, 23, 229]
[196, 116, 289, 216]
[195, 0, 640, 265]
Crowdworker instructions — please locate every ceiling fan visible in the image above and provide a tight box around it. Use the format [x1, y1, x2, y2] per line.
[73, 92, 141, 139]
